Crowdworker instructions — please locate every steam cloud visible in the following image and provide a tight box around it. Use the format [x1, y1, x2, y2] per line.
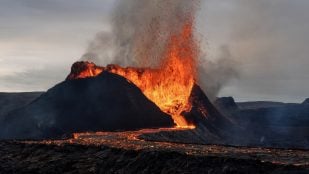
[198, 45, 239, 100]
[81, 0, 239, 100]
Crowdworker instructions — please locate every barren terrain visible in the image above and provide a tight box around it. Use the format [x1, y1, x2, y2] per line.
[0, 128, 308, 173]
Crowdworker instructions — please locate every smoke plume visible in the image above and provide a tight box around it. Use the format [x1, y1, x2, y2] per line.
[82, 0, 199, 67]
[198, 45, 239, 100]
[81, 0, 238, 99]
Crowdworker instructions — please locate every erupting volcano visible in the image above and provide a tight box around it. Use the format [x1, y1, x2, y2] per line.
[1, 4, 234, 140]
[67, 22, 198, 128]
[2, 0, 309, 173]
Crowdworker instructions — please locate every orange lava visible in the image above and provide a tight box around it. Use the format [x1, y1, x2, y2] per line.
[69, 22, 198, 128]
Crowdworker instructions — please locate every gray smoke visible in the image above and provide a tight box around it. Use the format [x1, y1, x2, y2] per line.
[82, 0, 200, 68]
[81, 0, 239, 99]
[198, 45, 239, 101]
[201, 0, 309, 102]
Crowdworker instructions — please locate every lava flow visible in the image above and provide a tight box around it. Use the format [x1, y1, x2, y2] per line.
[67, 22, 198, 128]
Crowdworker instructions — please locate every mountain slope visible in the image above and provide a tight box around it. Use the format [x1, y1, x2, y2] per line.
[0, 72, 174, 139]
[0, 92, 42, 118]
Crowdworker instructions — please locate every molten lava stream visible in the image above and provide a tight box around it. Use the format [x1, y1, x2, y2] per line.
[69, 22, 198, 129]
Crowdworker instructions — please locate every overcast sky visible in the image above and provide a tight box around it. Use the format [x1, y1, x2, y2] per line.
[0, 0, 308, 102]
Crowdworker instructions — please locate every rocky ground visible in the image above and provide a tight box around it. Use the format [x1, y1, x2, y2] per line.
[0, 129, 308, 174]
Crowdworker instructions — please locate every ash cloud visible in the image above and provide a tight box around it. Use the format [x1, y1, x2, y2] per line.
[203, 0, 309, 102]
[198, 45, 239, 101]
[82, 0, 200, 68]
[81, 0, 309, 102]
[81, 0, 241, 99]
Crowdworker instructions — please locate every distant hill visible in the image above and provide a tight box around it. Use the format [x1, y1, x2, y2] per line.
[214, 97, 309, 148]
[237, 101, 287, 110]
[303, 98, 309, 105]
[0, 92, 43, 118]
[215, 97, 309, 127]
[214, 97, 239, 116]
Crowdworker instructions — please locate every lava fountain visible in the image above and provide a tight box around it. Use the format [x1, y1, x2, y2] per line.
[67, 21, 198, 128]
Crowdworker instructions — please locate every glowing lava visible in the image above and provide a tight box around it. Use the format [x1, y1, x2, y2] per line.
[68, 22, 198, 128]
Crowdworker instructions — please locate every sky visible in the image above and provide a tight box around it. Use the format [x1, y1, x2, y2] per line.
[0, 0, 308, 102]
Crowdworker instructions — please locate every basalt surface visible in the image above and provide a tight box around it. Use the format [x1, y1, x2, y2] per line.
[0, 129, 307, 174]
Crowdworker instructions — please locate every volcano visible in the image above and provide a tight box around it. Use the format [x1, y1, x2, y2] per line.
[0, 21, 235, 140]
[0, 71, 175, 139]
[0, 60, 235, 141]
[68, 61, 235, 133]
[68, 22, 198, 128]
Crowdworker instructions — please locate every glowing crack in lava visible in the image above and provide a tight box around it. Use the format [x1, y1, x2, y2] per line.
[68, 22, 198, 128]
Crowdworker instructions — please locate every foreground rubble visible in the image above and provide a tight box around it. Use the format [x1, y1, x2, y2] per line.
[0, 128, 308, 173]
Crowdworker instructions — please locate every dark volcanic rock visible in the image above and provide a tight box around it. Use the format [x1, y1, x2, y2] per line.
[0, 141, 306, 174]
[0, 72, 174, 139]
[214, 97, 239, 112]
[183, 85, 238, 143]
[214, 97, 239, 121]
